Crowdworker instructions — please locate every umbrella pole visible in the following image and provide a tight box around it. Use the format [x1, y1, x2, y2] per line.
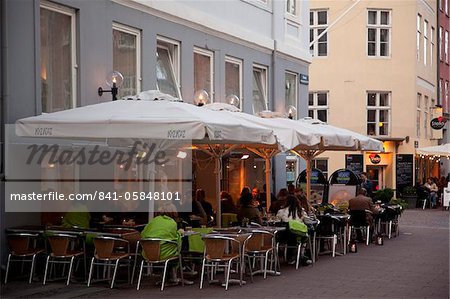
[306, 158, 311, 202]
[215, 156, 222, 228]
[265, 157, 271, 214]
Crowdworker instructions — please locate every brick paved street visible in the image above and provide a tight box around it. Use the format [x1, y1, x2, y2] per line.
[1, 209, 448, 299]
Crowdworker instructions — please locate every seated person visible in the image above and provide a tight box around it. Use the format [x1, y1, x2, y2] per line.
[349, 188, 378, 241]
[269, 188, 288, 214]
[196, 189, 214, 220]
[424, 178, 439, 208]
[237, 189, 262, 225]
[141, 205, 181, 283]
[220, 191, 237, 214]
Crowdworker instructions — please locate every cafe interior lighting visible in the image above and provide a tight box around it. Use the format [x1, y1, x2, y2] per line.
[241, 154, 250, 160]
[98, 71, 123, 101]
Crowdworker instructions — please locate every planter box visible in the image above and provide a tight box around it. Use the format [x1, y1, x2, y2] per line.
[401, 195, 417, 208]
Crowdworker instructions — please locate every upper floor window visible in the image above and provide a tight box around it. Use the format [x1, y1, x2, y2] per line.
[367, 92, 390, 136]
[423, 20, 428, 66]
[225, 56, 243, 110]
[417, 15, 421, 62]
[312, 159, 328, 179]
[431, 27, 435, 67]
[445, 31, 449, 63]
[252, 65, 268, 115]
[286, 0, 298, 16]
[308, 92, 328, 122]
[310, 10, 328, 57]
[113, 23, 141, 99]
[194, 47, 214, 103]
[156, 37, 181, 99]
[424, 96, 429, 138]
[439, 27, 443, 61]
[367, 10, 391, 57]
[40, 2, 76, 113]
[285, 72, 298, 119]
[417, 93, 421, 138]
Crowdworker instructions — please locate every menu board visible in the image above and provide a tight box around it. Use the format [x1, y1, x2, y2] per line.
[396, 154, 414, 192]
[345, 154, 364, 175]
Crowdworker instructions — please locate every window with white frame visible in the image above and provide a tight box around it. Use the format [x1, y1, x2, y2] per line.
[40, 2, 76, 113]
[194, 47, 214, 102]
[446, 0, 449, 15]
[113, 24, 141, 99]
[285, 72, 298, 118]
[417, 15, 421, 62]
[252, 65, 268, 115]
[423, 20, 428, 66]
[439, 79, 443, 107]
[431, 27, 435, 67]
[424, 96, 429, 138]
[310, 10, 328, 57]
[312, 159, 328, 179]
[367, 10, 391, 57]
[445, 30, 449, 63]
[286, 0, 298, 16]
[308, 92, 328, 122]
[446, 81, 449, 108]
[156, 37, 181, 98]
[367, 92, 390, 136]
[225, 56, 242, 109]
[439, 27, 443, 61]
[417, 93, 421, 138]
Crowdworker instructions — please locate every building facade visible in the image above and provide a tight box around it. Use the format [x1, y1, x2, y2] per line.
[0, 0, 311, 264]
[438, 0, 450, 173]
[309, 0, 443, 196]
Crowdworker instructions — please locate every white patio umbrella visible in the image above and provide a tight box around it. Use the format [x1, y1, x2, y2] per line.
[15, 94, 278, 227]
[204, 104, 384, 208]
[416, 143, 450, 157]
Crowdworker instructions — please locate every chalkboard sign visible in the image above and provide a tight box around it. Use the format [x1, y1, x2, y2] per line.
[296, 168, 327, 185]
[345, 154, 364, 175]
[329, 169, 360, 185]
[396, 154, 414, 192]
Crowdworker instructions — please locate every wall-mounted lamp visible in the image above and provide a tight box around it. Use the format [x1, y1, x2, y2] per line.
[194, 89, 210, 106]
[177, 151, 188, 159]
[98, 71, 123, 101]
[241, 154, 250, 160]
[287, 105, 297, 119]
[226, 94, 240, 108]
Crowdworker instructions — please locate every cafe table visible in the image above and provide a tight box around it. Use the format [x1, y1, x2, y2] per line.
[316, 213, 350, 256]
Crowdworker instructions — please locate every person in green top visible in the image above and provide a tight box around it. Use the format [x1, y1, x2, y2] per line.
[140, 205, 181, 260]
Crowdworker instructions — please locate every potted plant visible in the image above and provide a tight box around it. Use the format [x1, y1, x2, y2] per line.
[399, 186, 417, 209]
[373, 188, 394, 204]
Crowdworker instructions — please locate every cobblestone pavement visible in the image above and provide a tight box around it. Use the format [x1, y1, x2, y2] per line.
[1, 209, 448, 299]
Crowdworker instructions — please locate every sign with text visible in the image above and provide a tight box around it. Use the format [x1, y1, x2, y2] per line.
[396, 154, 414, 193]
[345, 154, 364, 175]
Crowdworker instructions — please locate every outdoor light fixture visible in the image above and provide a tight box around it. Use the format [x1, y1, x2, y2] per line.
[226, 94, 240, 108]
[241, 154, 250, 160]
[194, 89, 210, 106]
[287, 105, 297, 119]
[177, 151, 188, 159]
[98, 71, 124, 101]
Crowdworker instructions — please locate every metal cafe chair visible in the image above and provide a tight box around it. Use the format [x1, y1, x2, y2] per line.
[87, 236, 131, 289]
[200, 234, 242, 291]
[43, 233, 84, 285]
[377, 206, 400, 239]
[244, 230, 275, 279]
[315, 215, 338, 258]
[348, 210, 371, 246]
[136, 238, 184, 291]
[4, 233, 45, 284]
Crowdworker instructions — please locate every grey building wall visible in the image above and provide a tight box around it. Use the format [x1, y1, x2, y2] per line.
[1, 0, 309, 264]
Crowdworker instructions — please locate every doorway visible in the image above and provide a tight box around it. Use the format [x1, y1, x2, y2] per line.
[366, 166, 385, 192]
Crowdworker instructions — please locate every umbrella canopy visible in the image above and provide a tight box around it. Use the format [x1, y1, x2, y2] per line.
[15, 95, 279, 227]
[205, 104, 384, 208]
[416, 143, 450, 157]
[16, 98, 276, 145]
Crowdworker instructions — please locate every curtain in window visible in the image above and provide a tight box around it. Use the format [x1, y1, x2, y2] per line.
[156, 48, 179, 98]
[252, 70, 267, 114]
[40, 8, 73, 113]
[113, 29, 137, 98]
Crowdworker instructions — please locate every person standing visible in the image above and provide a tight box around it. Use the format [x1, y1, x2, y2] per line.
[360, 172, 373, 200]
